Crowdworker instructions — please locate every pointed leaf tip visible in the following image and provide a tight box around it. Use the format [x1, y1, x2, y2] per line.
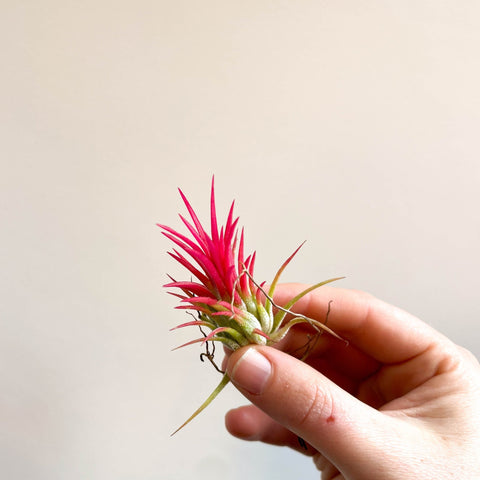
[170, 373, 230, 436]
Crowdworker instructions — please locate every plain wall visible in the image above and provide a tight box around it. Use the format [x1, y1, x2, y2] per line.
[1, 1, 479, 479]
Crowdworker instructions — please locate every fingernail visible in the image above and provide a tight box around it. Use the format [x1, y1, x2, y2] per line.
[229, 348, 272, 395]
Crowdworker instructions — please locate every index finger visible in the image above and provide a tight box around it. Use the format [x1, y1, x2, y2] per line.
[273, 283, 449, 364]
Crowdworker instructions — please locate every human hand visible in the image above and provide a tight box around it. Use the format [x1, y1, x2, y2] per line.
[225, 284, 480, 479]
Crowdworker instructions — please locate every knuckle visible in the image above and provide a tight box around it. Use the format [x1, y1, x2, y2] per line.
[297, 383, 335, 428]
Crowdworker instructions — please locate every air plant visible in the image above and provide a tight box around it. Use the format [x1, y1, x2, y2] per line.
[158, 177, 343, 435]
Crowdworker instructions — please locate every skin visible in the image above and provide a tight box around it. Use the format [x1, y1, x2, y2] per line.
[224, 284, 480, 479]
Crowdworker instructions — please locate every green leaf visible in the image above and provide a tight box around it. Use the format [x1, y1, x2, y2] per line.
[272, 277, 344, 331]
[170, 373, 230, 436]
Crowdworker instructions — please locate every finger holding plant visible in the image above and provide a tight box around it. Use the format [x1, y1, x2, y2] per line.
[158, 177, 343, 435]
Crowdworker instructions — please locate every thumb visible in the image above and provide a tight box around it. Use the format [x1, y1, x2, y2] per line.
[226, 345, 398, 472]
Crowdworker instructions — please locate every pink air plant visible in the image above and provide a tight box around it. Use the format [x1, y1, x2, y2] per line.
[158, 177, 343, 434]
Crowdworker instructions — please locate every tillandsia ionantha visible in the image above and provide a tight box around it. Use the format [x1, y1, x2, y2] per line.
[158, 177, 344, 435]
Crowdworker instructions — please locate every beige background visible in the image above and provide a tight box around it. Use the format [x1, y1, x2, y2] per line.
[1, 1, 480, 479]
